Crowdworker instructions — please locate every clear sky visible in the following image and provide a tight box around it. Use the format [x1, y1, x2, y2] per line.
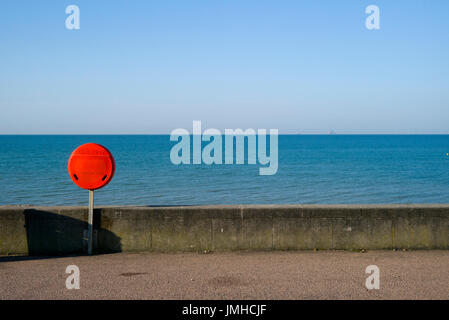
[1, 0, 448, 134]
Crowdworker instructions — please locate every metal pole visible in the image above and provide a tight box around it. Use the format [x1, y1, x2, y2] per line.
[88, 190, 94, 255]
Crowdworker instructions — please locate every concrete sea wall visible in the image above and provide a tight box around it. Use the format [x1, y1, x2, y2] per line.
[1, 205, 448, 255]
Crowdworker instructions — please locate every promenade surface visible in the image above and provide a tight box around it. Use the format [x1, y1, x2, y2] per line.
[1, 251, 448, 299]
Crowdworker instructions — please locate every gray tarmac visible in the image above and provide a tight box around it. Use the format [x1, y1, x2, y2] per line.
[1, 251, 448, 300]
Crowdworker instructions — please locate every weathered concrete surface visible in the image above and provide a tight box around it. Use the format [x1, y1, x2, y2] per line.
[1, 251, 449, 299]
[1, 205, 449, 255]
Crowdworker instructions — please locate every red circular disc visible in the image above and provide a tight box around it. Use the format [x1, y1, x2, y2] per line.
[68, 143, 115, 190]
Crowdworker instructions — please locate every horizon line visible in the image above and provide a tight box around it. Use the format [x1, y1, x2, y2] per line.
[1, 132, 449, 136]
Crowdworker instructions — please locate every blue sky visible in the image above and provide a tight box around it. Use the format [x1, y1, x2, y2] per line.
[1, 0, 448, 134]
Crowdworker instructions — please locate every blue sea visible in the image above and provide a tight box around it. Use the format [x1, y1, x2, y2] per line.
[0, 135, 449, 206]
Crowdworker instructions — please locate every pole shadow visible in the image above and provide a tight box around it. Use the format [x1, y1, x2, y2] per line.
[0, 209, 122, 262]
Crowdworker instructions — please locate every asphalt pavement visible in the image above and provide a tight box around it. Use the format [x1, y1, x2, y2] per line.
[1, 251, 448, 299]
